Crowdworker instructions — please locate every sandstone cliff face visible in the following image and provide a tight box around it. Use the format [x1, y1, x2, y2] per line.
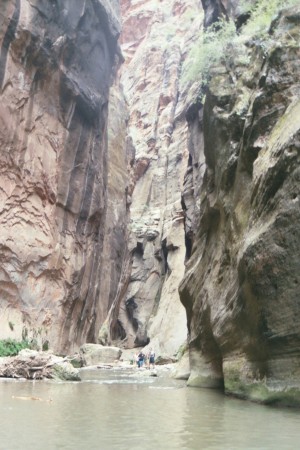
[180, 2, 300, 405]
[103, 0, 203, 357]
[0, 0, 123, 353]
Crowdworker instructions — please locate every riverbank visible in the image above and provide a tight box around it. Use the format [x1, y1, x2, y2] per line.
[0, 345, 187, 383]
[0, 349, 80, 381]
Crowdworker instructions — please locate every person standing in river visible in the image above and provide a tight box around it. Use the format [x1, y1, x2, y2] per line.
[137, 351, 145, 368]
[148, 348, 155, 369]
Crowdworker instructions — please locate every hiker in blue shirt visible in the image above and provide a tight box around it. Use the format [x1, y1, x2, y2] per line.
[137, 351, 145, 368]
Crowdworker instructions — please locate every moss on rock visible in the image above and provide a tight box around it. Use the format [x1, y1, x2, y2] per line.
[52, 362, 81, 382]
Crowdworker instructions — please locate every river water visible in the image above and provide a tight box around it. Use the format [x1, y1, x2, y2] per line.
[0, 368, 299, 450]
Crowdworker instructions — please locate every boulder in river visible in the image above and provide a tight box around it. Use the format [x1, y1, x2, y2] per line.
[80, 344, 122, 366]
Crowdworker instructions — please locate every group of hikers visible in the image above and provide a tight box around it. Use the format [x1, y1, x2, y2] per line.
[134, 348, 155, 369]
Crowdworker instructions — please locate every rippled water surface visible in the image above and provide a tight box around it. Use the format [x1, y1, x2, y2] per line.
[0, 368, 299, 450]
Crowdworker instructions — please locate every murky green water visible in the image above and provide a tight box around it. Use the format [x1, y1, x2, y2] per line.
[0, 368, 299, 450]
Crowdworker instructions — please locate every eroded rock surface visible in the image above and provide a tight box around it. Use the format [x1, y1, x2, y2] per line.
[103, 0, 203, 358]
[180, 3, 300, 405]
[80, 343, 122, 365]
[0, 0, 122, 353]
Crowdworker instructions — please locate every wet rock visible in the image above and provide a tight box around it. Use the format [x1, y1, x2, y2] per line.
[52, 361, 81, 382]
[180, 4, 300, 406]
[173, 351, 190, 381]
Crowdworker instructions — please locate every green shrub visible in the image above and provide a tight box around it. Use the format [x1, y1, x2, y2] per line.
[241, 0, 299, 40]
[182, 0, 299, 96]
[0, 339, 32, 357]
[182, 19, 237, 87]
[181, 18, 241, 101]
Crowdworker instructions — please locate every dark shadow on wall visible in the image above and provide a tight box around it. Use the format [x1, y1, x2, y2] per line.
[0, 0, 21, 88]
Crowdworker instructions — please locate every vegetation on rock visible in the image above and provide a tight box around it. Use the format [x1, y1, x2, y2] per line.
[0, 339, 32, 357]
[180, 0, 300, 407]
[240, 0, 299, 39]
[182, 0, 299, 98]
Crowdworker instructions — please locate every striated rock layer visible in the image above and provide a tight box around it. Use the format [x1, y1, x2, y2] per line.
[0, 0, 123, 353]
[102, 0, 204, 358]
[180, 2, 300, 405]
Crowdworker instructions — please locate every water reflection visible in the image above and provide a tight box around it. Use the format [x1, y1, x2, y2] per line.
[182, 388, 300, 450]
[0, 371, 299, 450]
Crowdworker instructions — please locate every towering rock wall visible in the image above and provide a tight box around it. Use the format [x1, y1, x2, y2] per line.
[0, 0, 123, 353]
[103, 0, 203, 357]
[180, 1, 300, 405]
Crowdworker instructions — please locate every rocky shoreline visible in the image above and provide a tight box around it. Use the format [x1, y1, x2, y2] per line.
[0, 349, 80, 381]
[1, 344, 299, 408]
[0, 344, 189, 382]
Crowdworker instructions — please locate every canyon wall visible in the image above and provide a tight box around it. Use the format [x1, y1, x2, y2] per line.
[0, 0, 124, 353]
[102, 0, 203, 358]
[1, 0, 299, 409]
[180, 1, 300, 405]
